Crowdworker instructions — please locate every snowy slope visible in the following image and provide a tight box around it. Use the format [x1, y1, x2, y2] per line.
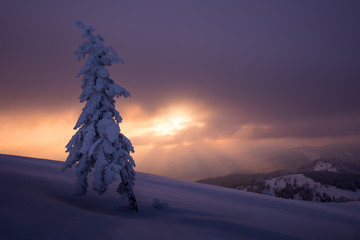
[0, 154, 360, 240]
[265, 174, 360, 202]
[298, 157, 360, 173]
[313, 161, 337, 172]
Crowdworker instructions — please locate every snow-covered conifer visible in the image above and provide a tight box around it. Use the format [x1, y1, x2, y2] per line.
[62, 21, 138, 211]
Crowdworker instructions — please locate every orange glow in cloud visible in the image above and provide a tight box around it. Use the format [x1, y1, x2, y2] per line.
[122, 104, 206, 138]
[0, 109, 79, 160]
[0, 102, 207, 162]
[1, 103, 355, 180]
[153, 112, 194, 136]
[0, 102, 219, 179]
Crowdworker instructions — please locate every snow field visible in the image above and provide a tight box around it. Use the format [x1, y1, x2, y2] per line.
[0, 154, 360, 240]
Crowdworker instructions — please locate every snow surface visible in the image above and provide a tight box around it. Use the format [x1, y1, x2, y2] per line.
[1, 154, 360, 240]
[313, 161, 337, 172]
[265, 174, 360, 201]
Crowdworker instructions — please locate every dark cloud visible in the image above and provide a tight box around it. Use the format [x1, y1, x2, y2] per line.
[244, 114, 360, 139]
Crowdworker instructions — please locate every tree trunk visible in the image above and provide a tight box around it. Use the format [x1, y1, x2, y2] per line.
[119, 172, 139, 212]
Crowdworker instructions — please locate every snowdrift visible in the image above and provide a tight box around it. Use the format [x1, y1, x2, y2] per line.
[0, 154, 359, 240]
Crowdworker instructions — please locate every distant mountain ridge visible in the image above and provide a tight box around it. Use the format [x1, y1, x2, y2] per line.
[262, 144, 360, 172]
[197, 158, 360, 202]
[297, 157, 360, 174]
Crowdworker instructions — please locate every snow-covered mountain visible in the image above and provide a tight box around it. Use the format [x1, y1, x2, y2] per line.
[298, 157, 360, 173]
[262, 173, 360, 202]
[245, 159, 360, 202]
[313, 161, 337, 172]
[199, 158, 360, 203]
[1, 154, 360, 240]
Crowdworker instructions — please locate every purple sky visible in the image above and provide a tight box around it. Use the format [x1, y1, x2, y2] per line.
[1, 0, 360, 179]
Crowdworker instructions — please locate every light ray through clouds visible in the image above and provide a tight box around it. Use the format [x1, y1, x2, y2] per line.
[2, 101, 359, 180]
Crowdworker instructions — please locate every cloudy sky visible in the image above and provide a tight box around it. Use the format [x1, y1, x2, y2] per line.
[1, 0, 360, 180]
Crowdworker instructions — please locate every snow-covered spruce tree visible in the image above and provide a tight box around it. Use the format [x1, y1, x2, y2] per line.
[62, 21, 138, 211]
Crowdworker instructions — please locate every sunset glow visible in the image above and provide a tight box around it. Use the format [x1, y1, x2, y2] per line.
[151, 108, 205, 136]
[0, 109, 78, 160]
[2, 103, 358, 180]
[120, 103, 207, 140]
[153, 115, 189, 136]
[0, 103, 208, 167]
[1, 1, 359, 180]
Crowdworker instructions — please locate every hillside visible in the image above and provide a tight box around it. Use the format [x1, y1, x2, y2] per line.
[198, 158, 360, 203]
[0, 154, 360, 240]
[298, 157, 360, 173]
[264, 173, 360, 202]
[197, 170, 290, 188]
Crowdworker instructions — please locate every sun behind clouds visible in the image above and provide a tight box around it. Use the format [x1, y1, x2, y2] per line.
[0, 102, 212, 179]
[122, 103, 207, 140]
[151, 108, 204, 136]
